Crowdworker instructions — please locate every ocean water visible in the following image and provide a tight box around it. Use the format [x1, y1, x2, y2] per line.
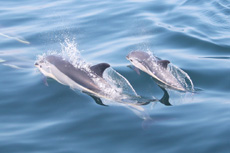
[0, 0, 230, 152]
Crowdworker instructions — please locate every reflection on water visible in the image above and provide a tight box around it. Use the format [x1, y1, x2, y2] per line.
[200, 56, 230, 60]
[0, 32, 30, 44]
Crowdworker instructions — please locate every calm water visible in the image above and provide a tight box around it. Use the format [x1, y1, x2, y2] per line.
[0, 0, 230, 152]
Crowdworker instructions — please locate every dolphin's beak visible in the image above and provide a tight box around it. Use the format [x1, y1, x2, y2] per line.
[34, 62, 38, 67]
[126, 55, 129, 60]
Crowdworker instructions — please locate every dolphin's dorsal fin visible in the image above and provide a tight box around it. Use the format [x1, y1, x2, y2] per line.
[158, 60, 170, 69]
[90, 63, 110, 77]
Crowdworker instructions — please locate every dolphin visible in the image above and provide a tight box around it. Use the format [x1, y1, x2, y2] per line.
[35, 55, 110, 93]
[126, 51, 186, 91]
[35, 55, 157, 106]
[35, 55, 113, 105]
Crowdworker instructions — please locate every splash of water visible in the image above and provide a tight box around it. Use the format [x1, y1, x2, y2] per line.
[103, 68, 138, 96]
[60, 39, 90, 71]
[36, 39, 90, 71]
[168, 64, 194, 92]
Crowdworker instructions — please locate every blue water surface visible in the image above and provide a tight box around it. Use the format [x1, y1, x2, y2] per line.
[0, 0, 230, 153]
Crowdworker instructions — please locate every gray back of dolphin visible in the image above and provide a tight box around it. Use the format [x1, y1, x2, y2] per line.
[127, 51, 169, 69]
[128, 51, 151, 60]
[46, 55, 110, 93]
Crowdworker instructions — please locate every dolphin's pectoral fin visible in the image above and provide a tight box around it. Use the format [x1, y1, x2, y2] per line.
[134, 67, 141, 75]
[135, 97, 158, 105]
[90, 63, 110, 77]
[43, 76, 49, 86]
[158, 60, 170, 69]
[82, 91, 107, 106]
[127, 65, 141, 75]
[158, 86, 171, 106]
[89, 95, 107, 106]
[138, 100, 152, 105]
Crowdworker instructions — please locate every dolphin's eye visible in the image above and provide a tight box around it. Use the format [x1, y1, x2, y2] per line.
[130, 59, 133, 62]
[40, 65, 42, 68]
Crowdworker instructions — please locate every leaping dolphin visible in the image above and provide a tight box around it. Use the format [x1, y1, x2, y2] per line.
[35, 55, 113, 105]
[35, 55, 109, 92]
[126, 51, 186, 91]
